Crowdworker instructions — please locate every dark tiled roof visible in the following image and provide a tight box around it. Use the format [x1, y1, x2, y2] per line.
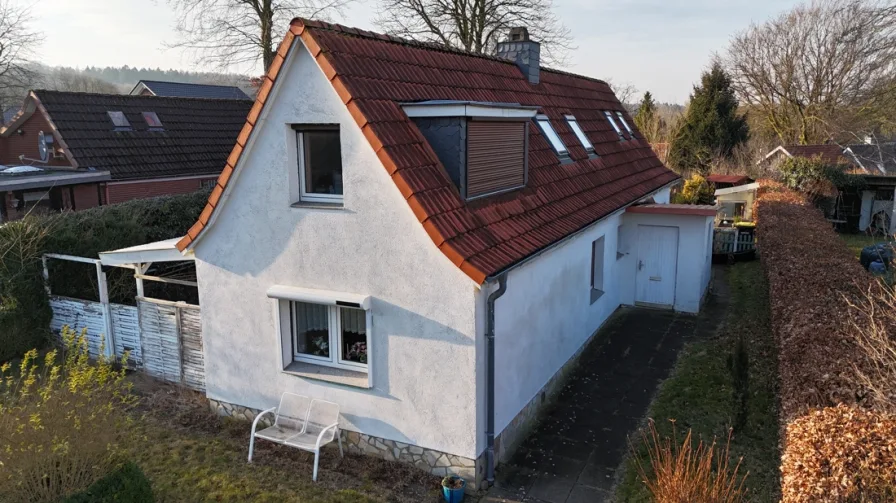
[33, 90, 252, 180]
[133, 80, 251, 100]
[178, 19, 679, 283]
[846, 143, 896, 175]
[706, 174, 752, 185]
[784, 145, 850, 164]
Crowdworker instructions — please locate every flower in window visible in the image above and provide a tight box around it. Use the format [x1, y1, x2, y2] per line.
[347, 342, 367, 364]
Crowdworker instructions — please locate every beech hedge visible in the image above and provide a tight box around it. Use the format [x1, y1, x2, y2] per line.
[756, 181, 896, 501]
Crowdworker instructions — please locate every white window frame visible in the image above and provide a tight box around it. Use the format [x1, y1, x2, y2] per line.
[535, 115, 568, 156]
[564, 115, 594, 152]
[604, 111, 624, 138]
[295, 128, 343, 205]
[268, 286, 371, 374]
[591, 236, 605, 304]
[615, 111, 634, 135]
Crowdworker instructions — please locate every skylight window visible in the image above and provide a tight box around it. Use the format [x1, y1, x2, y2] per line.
[535, 115, 568, 157]
[604, 111, 624, 139]
[142, 111, 163, 130]
[565, 115, 594, 153]
[615, 111, 633, 135]
[107, 111, 131, 130]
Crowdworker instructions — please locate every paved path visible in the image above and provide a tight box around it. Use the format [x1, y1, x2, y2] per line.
[483, 271, 729, 503]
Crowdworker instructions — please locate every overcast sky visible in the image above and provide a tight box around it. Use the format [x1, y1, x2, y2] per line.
[30, 0, 801, 104]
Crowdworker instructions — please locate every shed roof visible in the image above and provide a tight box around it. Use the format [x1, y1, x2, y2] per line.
[176, 19, 679, 283]
[626, 204, 718, 217]
[706, 174, 752, 185]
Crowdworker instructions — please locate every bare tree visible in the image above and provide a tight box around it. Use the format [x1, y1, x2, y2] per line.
[606, 79, 638, 110]
[39, 67, 120, 94]
[375, 0, 573, 66]
[725, 0, 896, 145]
[0, 1, 41, 112]
[167, 0, 350, 72]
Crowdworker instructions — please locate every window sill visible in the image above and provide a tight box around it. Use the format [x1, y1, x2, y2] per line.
[290, 201, 344, 210]
[283, 361, 370, 388]
[590, 288, 605, 305]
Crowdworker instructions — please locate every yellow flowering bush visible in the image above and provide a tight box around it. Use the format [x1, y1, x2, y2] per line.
[0, 326, 137, 502]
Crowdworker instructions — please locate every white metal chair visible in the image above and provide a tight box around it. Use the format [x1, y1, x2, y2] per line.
[248, 393, 344, 481]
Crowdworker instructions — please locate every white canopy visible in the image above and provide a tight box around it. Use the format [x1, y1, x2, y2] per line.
[99, 237, 189, 266]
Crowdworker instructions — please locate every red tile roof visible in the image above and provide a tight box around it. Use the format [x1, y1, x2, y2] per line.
[177, 19, 679, 283]
[783, 145, 850, 164]
[706, 174, 752, 185]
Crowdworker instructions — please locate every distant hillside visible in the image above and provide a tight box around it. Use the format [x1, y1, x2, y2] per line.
[29, 64, 255, 96]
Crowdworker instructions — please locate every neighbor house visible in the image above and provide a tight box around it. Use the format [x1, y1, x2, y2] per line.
[0, 91, 251, 221]
[129, 80, 252, 100]
[763, 142, 896, 233]
[175, 19, 716, 489]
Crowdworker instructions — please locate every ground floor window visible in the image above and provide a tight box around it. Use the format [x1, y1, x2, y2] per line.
[289, 300, 367, 370]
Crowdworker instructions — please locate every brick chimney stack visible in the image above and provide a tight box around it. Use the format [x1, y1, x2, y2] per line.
[496, 27, 541, 85]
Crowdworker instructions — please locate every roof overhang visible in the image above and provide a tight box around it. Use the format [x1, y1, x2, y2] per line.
[0, 170, 110, 191]
[626, 203, 718, 217]
[99, 237, 189, 266]
[714, 182, 760, 196]
[402, 100, 539, 119]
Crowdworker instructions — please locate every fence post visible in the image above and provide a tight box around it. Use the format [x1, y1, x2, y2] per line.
[41, 255, 51, 295]
[95, 260, 115, 359]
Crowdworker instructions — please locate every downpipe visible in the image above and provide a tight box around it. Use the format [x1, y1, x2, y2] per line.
[485, 273, 507, 485]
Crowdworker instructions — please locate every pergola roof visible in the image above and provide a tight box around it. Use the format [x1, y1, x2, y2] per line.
[99, 237, 189, 266]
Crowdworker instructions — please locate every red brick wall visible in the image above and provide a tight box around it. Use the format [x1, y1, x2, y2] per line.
[71, 184, 102, 210]
[106, 177, 216, 204]
[1, 113, 71, 166]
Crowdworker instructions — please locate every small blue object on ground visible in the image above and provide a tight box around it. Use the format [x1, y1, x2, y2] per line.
[442, 476, 465, 503]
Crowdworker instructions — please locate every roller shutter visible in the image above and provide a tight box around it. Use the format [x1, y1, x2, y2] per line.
[466, 120, 527, 198]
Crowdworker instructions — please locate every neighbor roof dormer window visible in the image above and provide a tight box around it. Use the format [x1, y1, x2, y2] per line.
[292, 124, 343, 205]
[604, 111, 624, 140]
[565, 115, 595, 155]
[142, 111, 163, 131]
[535, 115, 569, 159]
[107, 111, 131, 131]
[615, 111, 633, 137]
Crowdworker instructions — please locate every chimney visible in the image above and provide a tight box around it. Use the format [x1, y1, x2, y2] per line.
[496, 27, 541, 85]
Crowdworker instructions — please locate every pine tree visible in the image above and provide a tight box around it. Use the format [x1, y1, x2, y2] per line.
[634, 91, 665, 144]
[668, 63, 748, 175]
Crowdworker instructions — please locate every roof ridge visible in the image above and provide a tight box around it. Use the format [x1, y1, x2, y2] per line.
[291, 17, 610, 86]
[31, 89, 251, 103]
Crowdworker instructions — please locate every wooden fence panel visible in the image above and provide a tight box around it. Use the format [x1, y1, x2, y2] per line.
[111, 304, 141, 366]
[50, 296, 109, 359]
[138, 299, 182, 384]
[179, 305, 205, 392]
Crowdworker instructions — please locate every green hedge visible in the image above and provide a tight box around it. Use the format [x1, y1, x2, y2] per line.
[0, 189, 208, 363]
[62, 462, 153, 503]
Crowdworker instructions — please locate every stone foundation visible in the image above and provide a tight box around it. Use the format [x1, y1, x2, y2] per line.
[209, 398, 485, 492]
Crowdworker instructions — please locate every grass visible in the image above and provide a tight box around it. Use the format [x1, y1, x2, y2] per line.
[839, 233, 891, 259]
[615, 262, 780, 502]
[124, 382, 444, 503]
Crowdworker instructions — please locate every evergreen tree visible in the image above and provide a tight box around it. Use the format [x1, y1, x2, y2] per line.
[668, 63, 748, 175]
[633, 91, 665, 144]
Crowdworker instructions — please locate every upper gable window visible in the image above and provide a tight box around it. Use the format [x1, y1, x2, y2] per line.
[535, 115, 568, 158]
[604, 111, 624, 139]
[564, 115, 594, 153]
[142, 111, 163, 131]
[615, 111, 633, 136]
[293, 125, 343, 205]
[107, 111, 131, 131]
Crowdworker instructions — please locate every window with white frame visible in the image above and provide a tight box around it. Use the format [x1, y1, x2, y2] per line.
[590, 236, 605, 304]
[293, 125, 343, 204]
[289, 301, 368, 369]
[616, 224, 626, 260]
[615, 111, 633, 136]
[535, 115, 569, 157]
[604, 111, 624, 139]
[565, 115, 594, 153]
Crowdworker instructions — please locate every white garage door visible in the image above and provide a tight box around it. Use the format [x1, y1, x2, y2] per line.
[635, 225, 679, 307]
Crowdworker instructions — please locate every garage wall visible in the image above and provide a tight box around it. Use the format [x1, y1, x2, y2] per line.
[619, 212, 713, 313]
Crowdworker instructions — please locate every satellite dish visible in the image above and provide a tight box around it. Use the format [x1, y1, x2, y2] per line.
[37, 131, 49, 162]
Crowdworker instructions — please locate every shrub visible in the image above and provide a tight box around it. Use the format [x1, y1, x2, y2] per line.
[672, 174, 715, 205]
[62, 462, 153, 503]
[777, 156, 865, 198]
[847, 285, 896, 412]
[631, 420, 747, 503]
[0, 327, 137, 502]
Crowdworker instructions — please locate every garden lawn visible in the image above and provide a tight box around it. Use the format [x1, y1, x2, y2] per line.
[839, 233, 890, 259]
[126, 384, 444, 503]
[615, 262, 780, 502]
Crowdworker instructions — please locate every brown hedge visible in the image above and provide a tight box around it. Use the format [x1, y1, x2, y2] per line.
[756, 181, 896, 501]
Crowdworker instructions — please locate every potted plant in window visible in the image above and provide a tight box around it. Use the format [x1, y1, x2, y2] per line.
[441, 475, 465, 503]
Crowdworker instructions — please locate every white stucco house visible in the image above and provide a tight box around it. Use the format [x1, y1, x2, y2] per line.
[175, 19, 715, 489]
